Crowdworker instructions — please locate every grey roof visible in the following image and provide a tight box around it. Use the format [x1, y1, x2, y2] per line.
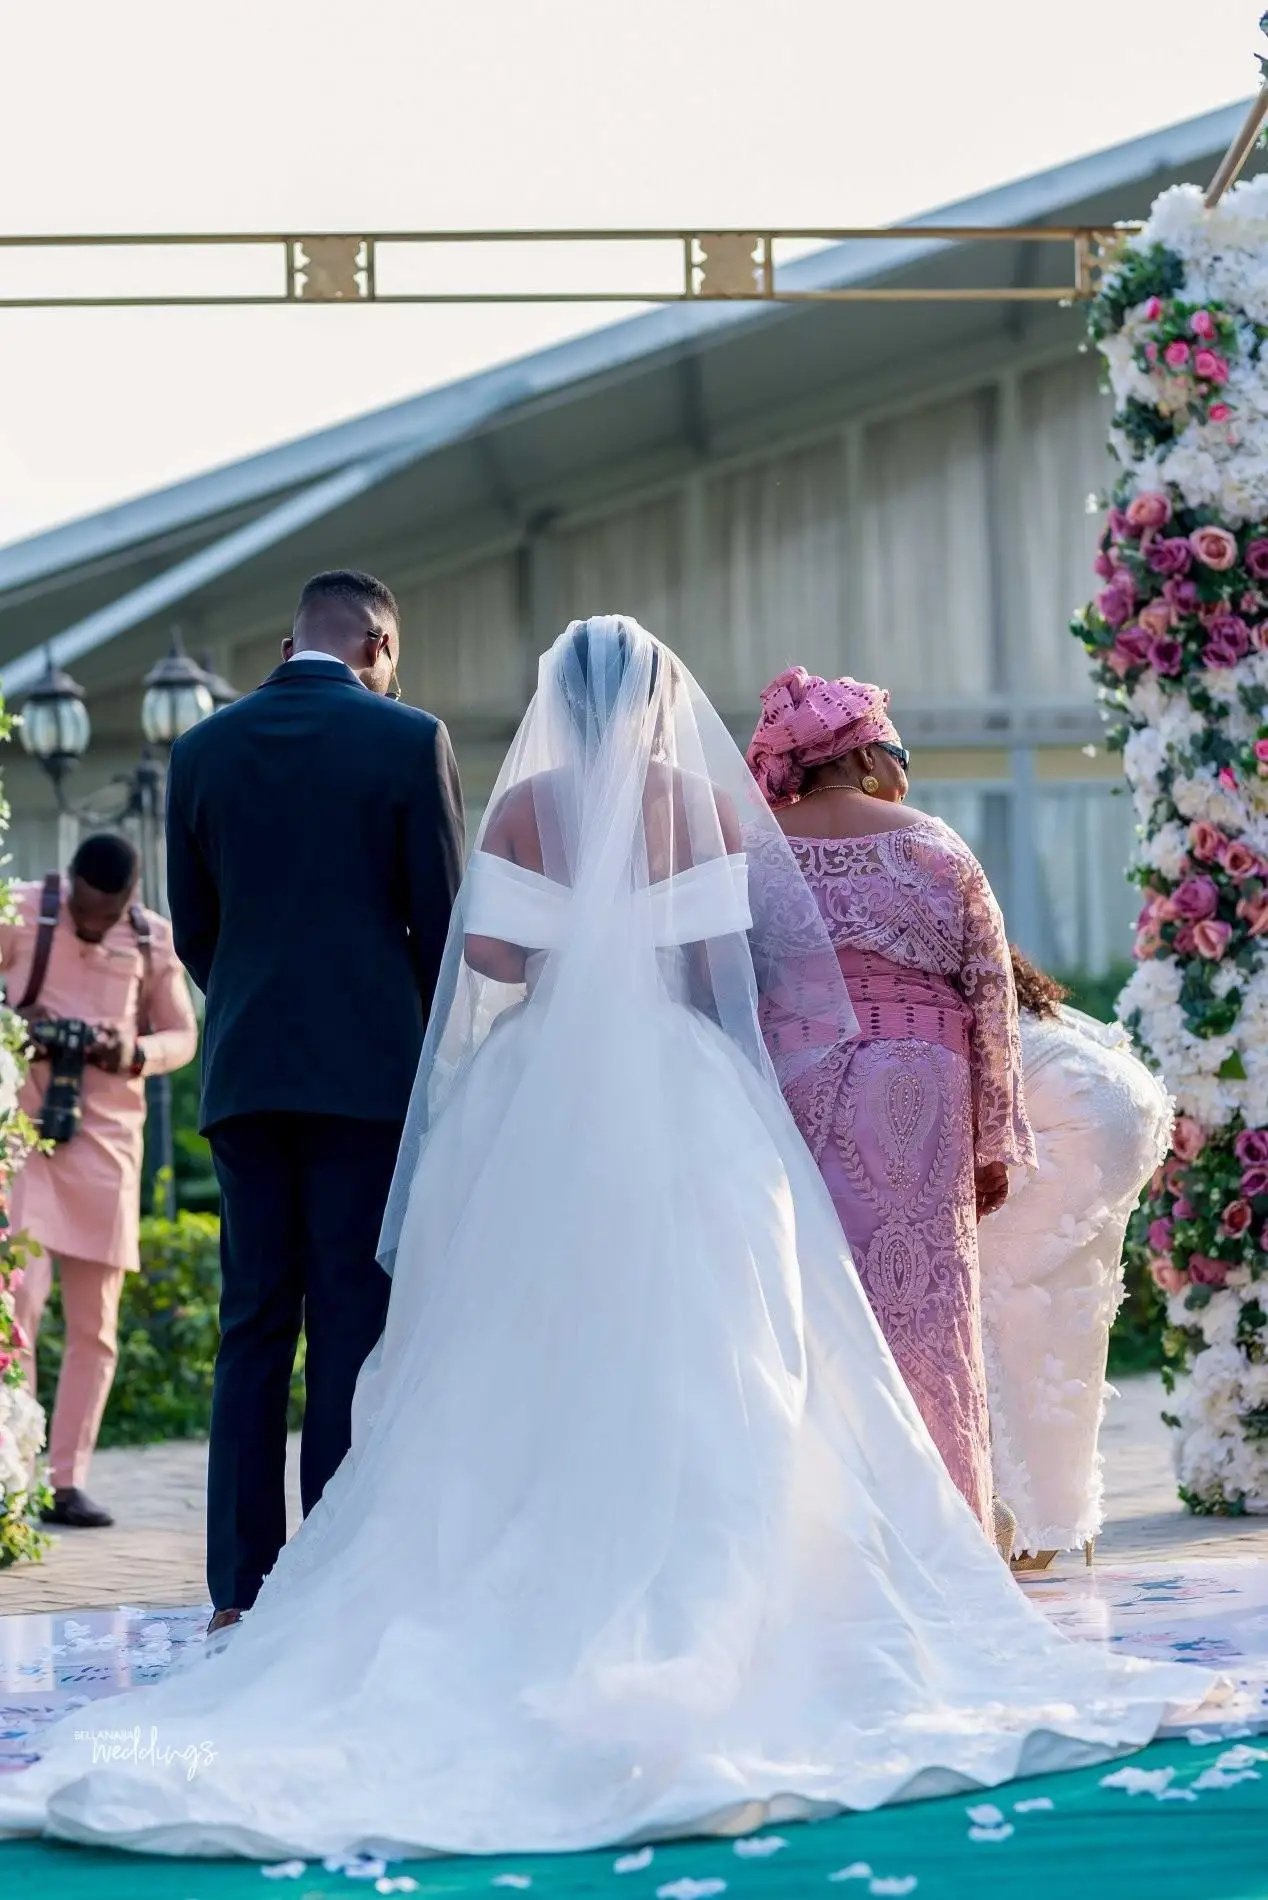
[0, 96, 1248, 697]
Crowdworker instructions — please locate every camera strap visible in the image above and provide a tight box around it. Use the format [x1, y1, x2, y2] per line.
[15, 874, 156, 1033]
[15, 872, 62, 1012]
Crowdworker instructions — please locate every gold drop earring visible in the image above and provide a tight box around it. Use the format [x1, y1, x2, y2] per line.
[861, 774, 880, 795]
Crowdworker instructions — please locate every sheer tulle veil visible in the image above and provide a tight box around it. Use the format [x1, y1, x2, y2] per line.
[378, 615, 858, 1273]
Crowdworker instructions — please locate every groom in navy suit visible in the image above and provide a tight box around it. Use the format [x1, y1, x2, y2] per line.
[166, 570, 464, 1630]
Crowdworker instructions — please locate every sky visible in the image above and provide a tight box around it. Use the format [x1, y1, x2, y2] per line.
[0, 0, 1257, 547]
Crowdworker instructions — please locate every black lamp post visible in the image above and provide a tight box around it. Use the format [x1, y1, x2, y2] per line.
[17, 654, 92, 809]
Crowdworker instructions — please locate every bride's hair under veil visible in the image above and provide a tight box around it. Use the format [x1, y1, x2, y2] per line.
[377, 613, 858, 1275]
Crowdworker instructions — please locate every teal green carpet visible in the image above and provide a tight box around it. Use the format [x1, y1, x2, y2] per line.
[2, 1739, 1266, 1900]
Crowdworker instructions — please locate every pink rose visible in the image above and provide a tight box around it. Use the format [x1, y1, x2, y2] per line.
[1147, 535, 1193, 578]
[1173, 1116, 1207, 1161]
[1245, 539, 1268, 581]
[1190, 526, 1240, 571]
[1210, 402, 1232, 423]
[1136, 599, 1175, 639]
[1209, 611, 1250, 654]
[1256, 740, 1268, 765]
[9, 1319, 27, 1353]
[1242, 1165, 1268, 1199]
[1220, 765, 1240, 792]
[1222, 1198, 1255, 1237]
[1164, 576, 1201, 614]
[1165, 1158, 1188, 1194]
[1126, 491, 1172, 532]
[1107, 629, 1152, 677]
[1145, 340, 1159, 365]
[1173, 1196, 1196, 1220]
[1149, 634, 1184, 675]
[1193, 918, 1233, 959]
[1164, 340, 1192, 369]
[1254, 623, 1268, 653]
[1191, 309, 1217, 340]
[1237, 893, 1268, 937]
[0, 1350, 13, 1377]
[1236, 1128, 1268, 1167]
[1204, 630, 1248, 670]
[1142, 295, 1164, 321]
[1188, 1253, 1230, 1287]
[1221, 839, 1262, 881]
[1093, 549, 1115, 580]
[1171, 875, 1220, 921]
[1097, 579, 1137, 629]
[1193, 348, 1229, 385]
[1148, 1216, 1175, 1252]
[1109, 507, 1132, 540]
[1150, 1257, 1189, 1294]
[1189, 820, 1226, 863]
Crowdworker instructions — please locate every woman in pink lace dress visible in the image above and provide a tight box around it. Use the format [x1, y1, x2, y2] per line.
[748, 669, 1034, 1533]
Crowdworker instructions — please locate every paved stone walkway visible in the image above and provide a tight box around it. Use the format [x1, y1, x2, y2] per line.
[3, 1374, 1266, 1615]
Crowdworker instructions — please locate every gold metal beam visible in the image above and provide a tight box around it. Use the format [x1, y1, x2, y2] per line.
[1205, 84, 1268, 207]
[0, 224, 1134, 308]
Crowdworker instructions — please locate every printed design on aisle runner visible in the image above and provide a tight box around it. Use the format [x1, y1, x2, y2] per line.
[1072, 174, 1268, 1515]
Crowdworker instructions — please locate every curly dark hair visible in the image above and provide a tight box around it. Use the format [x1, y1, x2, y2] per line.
[1009, 945, 1068, 1020]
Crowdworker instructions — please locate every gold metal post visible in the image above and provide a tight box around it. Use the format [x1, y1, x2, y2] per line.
[1205, 85, 1268, 208]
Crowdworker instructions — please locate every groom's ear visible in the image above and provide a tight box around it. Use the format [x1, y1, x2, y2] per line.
[281, 634, 295, 661]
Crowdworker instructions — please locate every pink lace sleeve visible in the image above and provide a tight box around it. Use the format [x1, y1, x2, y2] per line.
[958, 855, 1036, 1171]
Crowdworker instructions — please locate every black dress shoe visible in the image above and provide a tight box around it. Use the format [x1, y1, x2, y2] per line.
[40, 1487, 115, 1529]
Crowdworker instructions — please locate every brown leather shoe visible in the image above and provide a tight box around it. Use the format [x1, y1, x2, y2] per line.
[206, 1608, 243, 1636]
[40, 1488, 114, 1529]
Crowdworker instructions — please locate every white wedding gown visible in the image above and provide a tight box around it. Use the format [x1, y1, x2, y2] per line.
[979, 1007, 1173, 1556]
[0, 621, 1215, 1861]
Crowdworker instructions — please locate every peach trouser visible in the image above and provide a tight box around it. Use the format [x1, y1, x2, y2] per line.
[14, 1253, 125, 1490]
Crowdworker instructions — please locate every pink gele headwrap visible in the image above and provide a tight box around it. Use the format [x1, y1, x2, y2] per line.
[747, 667, 899, 807]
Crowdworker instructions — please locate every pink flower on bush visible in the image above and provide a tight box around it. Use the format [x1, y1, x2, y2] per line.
[1193, 918, 1233, 959]
[1142, 295, 1164, 321]
[1237, 893, 1268, 937]
[1093, 549, 1115, 580]
[1137, 600, 1175, 639]
[1171, 875, 1220, 921]
[1190, 309, 1217, 341]
[1164, 1158, 1187, 1194]
[1222, 1199, 1255, 1237]
[1188, 1254, 1231, 1287]
[1221, 839, 1262, 881]
[0, 1350, 13, 1377]
[1097, 579, 1137, 629]
[1164, 576, 1201, 613]
[9, 1319, 27, 1353]
[1109, 507, 1131, 540]
[1242, 1165, 1268, 1199]
[1209, 611, 1251, 653]
[1193, 348, 1229, 385]
[1149, 634, 1184, 675]
[1107, 629, 1152, 676]
[1219, 765, 1239, 792]
[1205, 629, 1249, 669]
[1164, 340, 1192, 369]
[1147, 536, 1193, 577]
[1148, 1216, 1175, 1253]
[1126, 492, 1172, 532]
[1245, 539, 1268, 581]
[1189, 820, 1226, 862]
[1150, 1257, 1189, 1294]
[1190, 526, 1240, 570]
[1236, 1128, 1268, 1167]
[1254, 623, 1268, 653]
[1173, 1196, 1196, 1220]
[1256, 740, 1268, 766]
[1173, 1116, 1207, 1161]
[1210, 403, 1232, 423]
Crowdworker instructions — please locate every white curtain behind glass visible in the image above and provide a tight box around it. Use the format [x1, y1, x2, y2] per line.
[855, 394, 994, 702]
[1017, 359, 1114, 697]
[701, 440, 847, 705]
[550, 498, 685, 652]
[401, 554, 522, 716]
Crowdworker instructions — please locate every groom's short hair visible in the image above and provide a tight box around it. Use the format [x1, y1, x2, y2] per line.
[295, 570, 399, 628]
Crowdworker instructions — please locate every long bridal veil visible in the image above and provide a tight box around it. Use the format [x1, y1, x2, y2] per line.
[377, 613, 859, 1274]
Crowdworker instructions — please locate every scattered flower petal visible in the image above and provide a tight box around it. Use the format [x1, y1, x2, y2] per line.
[261, 1864, 307, 1881]
[733, 1836, 787, 1858]
[967, 1825, 1014, 1843]
[1218, 1745, 1268, 1770]
[828, 1865, 873, 1882]
[656, 1882, 727, 1900]
[965, 1803, 1005, 1826]
[1193, 1767, 1260, 1790]
[1013, 1798, 1054, 1814]
[344, 1860, 387, 1881]
[869, 1880, 918, 1896]
[615, 1848, 654, 1874]
[492, 1881, 533, 1892]
[1100, 1766, 1175, 1797]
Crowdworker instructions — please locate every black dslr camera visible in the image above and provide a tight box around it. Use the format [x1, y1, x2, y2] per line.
[27, 1017, 103, 1145]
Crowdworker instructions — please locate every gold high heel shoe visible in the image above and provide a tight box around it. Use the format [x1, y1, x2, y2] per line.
[1010, 1549, 1059, 1573]
[1084, 1537, 1096, 1568]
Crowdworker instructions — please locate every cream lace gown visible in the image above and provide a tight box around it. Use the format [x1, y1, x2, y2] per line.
[978, 1008, 1172, 1557]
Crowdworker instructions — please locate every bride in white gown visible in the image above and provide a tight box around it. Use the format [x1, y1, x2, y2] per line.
[0, 617, 1214, 1862]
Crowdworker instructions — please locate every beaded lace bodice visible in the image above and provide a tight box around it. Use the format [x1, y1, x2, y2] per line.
[784, 815, 1035, 1171]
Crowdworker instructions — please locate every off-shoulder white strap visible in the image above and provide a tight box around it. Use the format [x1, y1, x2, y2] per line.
[464, 853, 572, 950]
[643, 855, 751, 946]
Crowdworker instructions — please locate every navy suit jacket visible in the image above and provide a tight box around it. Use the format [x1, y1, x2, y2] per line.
[165, 657, 465, 1132]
